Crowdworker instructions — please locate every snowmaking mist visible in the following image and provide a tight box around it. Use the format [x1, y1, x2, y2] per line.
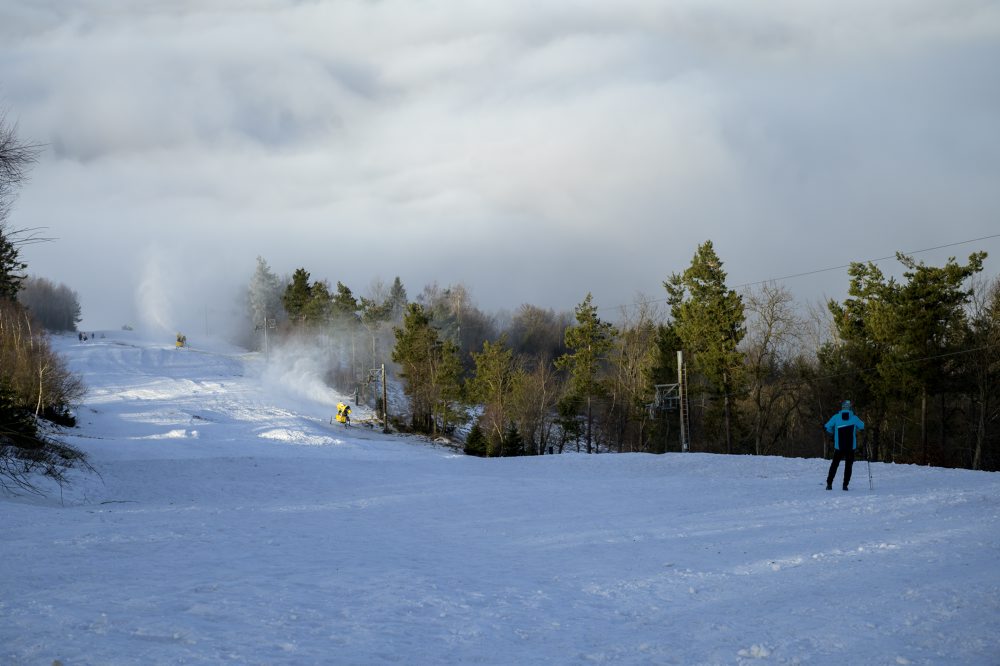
[132, 246, 248, 344]
[259, 330, 356, 415]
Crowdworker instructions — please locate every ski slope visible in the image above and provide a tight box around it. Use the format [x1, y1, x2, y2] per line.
[3, 331, 999, 665]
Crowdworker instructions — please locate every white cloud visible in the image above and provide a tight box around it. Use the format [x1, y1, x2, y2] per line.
[4, 0, 999, 328]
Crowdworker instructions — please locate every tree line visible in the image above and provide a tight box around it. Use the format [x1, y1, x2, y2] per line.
[247, 239, 1000, 471]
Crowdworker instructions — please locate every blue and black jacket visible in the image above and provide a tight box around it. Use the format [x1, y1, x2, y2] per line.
[825, 408, 865, 451]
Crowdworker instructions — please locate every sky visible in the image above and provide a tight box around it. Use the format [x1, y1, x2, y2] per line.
[2, 0, 1000, 331]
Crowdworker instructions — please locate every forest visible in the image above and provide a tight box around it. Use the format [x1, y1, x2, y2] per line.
[244, 237, 1000, 471]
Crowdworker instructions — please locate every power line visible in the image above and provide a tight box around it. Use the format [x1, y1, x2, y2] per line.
[689, 342, 1000, 403]
[786, 342, 998, 387]
[732, 233, 1000, 291]
[596, 232, 1000, 315]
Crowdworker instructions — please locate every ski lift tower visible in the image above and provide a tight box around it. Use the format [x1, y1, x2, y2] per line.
[647, 351, 691, 452]
[677, 350, 690, 452]
[257, 316, 276, 362]
[366, 364, 389, 433]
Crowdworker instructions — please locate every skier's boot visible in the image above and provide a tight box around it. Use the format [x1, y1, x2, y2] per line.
[842, 485, 849, 491]
[826, 481, 832, 491]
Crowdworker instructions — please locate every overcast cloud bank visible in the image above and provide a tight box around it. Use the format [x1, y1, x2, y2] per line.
[2, 0, 999, 329]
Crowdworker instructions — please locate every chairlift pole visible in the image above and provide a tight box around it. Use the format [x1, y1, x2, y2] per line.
[261, 316, 275, 362]
[381, 363, 389, 433]
[678, 350, 689, 452]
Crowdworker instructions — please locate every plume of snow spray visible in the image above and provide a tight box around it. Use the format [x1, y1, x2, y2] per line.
[132, 246, 247, 344]
[260, 332, 350, 411]
[135, 249, 176, 334]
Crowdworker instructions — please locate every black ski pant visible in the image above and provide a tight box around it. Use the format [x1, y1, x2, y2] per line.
[827, 447, 855, 489]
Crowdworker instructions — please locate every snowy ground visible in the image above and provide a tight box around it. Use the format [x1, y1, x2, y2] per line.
[3, 331, 1000, 665]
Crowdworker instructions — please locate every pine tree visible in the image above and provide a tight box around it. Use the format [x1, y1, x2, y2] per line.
[392, 303, 463, 434]
[433, 339, 464, 437]
[828, 262, 894, 404]
[665, 240, 745, 453]
[464, 421, 488, 457]
[388, 276, 408, 322]
[501, 423, 524, 457]
[0, 227, 26, 301]
[302, 280, 333, 326]
[872, 252, 985, 464]
[282, 268, 313, 324]
[556, 293, 616, 454]
[332, 281, 359, 325]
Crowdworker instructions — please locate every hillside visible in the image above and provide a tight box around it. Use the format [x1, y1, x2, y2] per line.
[3, 331, 999, 665]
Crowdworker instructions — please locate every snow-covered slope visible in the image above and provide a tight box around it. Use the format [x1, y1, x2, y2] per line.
[3, 332, 999, 665]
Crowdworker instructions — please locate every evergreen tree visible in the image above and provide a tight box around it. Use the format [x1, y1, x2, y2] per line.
[393, 303, 436, 431]
[555, 294, 616, 454]
[0, 225, 26, 301]
[555, 394, 583, 454]
[434, 339, 464, 436]
[872, 252, 985, 464]
[302, 280, 333, 326]
[248, 256, 283, 328]
[501, 423, 524, 457]
[392, 303, 463, 435]
[388, 276, 408, 322]
[824, 261, 893, 456]
[282, 268, 313, 323]
[332, 281, 359, 325]
[464, 421, 488, 457]
[827, 253, 986, 465]
[665, 240, 745, 453]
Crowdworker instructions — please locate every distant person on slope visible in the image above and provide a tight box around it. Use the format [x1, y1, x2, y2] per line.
[824, 401, 865, 491]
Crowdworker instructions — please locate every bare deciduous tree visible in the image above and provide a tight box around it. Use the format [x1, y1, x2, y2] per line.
[741, 282, 808, 456]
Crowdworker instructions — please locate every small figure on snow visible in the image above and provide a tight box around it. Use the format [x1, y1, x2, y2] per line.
[824, 400, 865, 491]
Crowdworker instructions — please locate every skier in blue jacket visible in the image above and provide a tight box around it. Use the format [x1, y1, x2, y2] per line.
[824, 400, 865, 490]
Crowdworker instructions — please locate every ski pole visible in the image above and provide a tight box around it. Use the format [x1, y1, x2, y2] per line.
[865, 431, 874, 491]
